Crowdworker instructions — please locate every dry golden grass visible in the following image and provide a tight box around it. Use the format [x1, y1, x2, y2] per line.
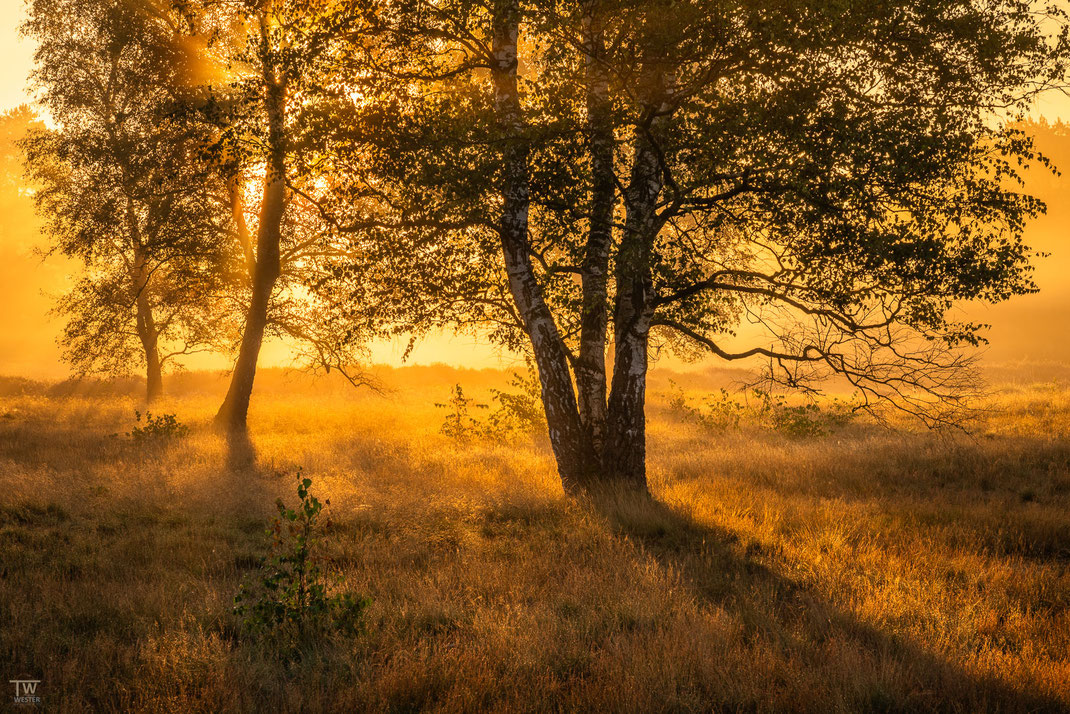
[0, 367, 1068, 712]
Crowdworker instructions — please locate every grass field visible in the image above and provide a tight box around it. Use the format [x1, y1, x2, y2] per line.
[0, 366, 1068, 712]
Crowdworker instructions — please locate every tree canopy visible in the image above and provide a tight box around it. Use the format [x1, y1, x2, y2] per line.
[23, 0, 234, 400]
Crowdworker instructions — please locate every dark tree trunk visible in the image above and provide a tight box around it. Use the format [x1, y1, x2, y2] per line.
[605, 82, 669, 491]
[576, 0, 614, 459]
[139, 318, 163, 403]
[213, 205, 280, 431]
[490, 0, 599, 491]
[128, 215, 162, 404]
[135, 289, 163, 404]
[215, 52, 287, 434]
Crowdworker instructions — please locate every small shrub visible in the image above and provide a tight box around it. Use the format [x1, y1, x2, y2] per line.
[128, 411, 189, 443]
[435, 384, 488, 440]
[751, 390, 829, 437]
[233, 472, 371, 659]
[667, 382, 747, 433]
[700, 387, 748, 433]
[436, 368, 548, 442]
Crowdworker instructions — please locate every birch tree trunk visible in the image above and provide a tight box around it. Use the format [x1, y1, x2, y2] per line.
[133, 252, 163, 403]
[490, 0, 599, 491]
[135, 292, 164, 403]
[126, 202, 163, 404]
[605, 80, 669, 490]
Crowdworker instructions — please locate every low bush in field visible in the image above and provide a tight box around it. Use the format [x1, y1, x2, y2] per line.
[437, 366, 546, 442]
[233, 472, 371, 660]
[436, 384, 488, 441]
[667, 382, 859, 437]
[128, 410, 189, 443]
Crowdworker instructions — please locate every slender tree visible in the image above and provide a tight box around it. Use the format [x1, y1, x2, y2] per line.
[205, 1, 291, 430]
[181, 0, 373, 433]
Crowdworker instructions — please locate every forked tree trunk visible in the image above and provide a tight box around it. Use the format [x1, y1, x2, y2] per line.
[215, 54, 287, 434]
[487, 3, 666, 495]
[490, 0, 599, 491]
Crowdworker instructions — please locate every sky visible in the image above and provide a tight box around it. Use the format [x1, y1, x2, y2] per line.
[1, 2, 35, 110]
[1, 2, 1069, 380]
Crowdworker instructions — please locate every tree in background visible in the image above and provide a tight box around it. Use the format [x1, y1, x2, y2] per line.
[315, 0, 1068, 492]
[22, 0, 234, 402]
[0, 107, 42, 212]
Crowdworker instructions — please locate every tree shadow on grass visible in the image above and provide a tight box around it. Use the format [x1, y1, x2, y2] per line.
[585, 488, 1067, 713]
[218, 429, 297, 520]
[224, 429, 259, 475]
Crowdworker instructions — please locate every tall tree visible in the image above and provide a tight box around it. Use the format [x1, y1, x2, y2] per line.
[316, 0, 1068, 493]
[186, 0, 370, 434]
[23, 0, 232, 402]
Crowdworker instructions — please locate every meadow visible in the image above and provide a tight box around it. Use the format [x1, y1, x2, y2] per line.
[0, 365, 1068, 712]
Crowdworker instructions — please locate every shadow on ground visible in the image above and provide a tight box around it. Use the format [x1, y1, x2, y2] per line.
[586, 489, 1067, 712]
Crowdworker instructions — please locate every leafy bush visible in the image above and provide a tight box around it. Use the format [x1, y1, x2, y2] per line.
[485, 366, 546, 439]
[128, 410, 189, 443]
[233, 472, 371, 659]
[668, 384, 746, 433]
[752, 391, 830, 438]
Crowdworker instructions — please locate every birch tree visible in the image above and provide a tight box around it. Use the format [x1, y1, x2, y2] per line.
[312, 0, 1068, 493]
[186, 0, 372, 433]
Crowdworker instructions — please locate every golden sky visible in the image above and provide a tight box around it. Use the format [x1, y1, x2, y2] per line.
[0, 3, 35, 110]
[1, 3, 1068, 380]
